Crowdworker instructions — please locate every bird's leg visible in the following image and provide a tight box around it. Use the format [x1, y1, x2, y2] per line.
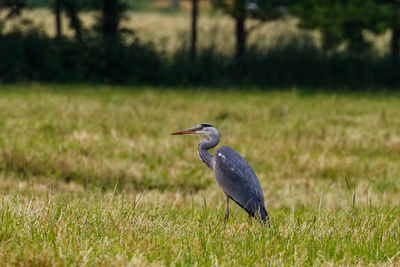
[224, 192, 229, 224]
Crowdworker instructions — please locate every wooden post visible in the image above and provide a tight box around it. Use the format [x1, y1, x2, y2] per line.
[172, 0, 179, 10]
[235, 0, 246, 64]
[55, 0, 62, 39]
[190, 0, 198, 63]
[392, 25, 399, 65]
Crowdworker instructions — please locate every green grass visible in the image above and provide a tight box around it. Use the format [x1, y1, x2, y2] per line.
[0, 84, 400, 266]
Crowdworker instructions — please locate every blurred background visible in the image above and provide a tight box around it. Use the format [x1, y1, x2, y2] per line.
[0, 0, 399, 88]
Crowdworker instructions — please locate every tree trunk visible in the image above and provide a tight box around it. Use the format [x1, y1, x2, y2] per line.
[64, 0, 82, 41]
[190, 0, 198, 63]
[235, 0, 246, 64]
[55, 0, 62, 39]
[392, 24, 400, 65]
[171, 0, 179, 10]
[102, 0, 119, 39]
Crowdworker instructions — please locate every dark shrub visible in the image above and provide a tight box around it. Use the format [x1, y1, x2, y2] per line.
[0, 31, 399, 88]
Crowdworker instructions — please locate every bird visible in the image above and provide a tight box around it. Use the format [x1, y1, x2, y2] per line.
[171, 123, 269, 225]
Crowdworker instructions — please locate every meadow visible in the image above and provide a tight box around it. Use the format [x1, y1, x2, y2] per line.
[0, 84, 399, 266]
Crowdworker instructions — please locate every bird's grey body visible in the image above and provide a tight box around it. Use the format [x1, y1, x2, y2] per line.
[172, 123, 269, 225]
[213, 146, 268, 223]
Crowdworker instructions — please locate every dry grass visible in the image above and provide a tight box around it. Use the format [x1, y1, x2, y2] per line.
[0, 84, 400, 265]
[1, 85, 400, 207]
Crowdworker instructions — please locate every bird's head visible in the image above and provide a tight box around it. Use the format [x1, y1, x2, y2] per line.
[171, 123, 219, 137]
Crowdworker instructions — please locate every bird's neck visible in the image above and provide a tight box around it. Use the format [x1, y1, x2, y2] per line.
[198, 134, 220, 170]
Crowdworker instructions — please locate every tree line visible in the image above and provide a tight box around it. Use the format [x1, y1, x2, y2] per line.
[0, 0, 129, 40]
[0, 0, 399, 88]
[208, 0, 400, 64]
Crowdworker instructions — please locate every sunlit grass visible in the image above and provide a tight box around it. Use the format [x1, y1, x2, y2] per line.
[1, 192, 399, 266]
[0, 84, 400, 265]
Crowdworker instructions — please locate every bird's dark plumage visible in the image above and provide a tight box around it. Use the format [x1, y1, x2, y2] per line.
[213, 146, 269, 224]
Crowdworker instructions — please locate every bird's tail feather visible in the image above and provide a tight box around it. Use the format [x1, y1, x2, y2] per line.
[259, 207, 270, 226]
[230, 197, 270, 226]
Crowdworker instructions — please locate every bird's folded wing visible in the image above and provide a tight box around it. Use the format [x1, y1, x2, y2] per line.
[214, 146, 265, 214]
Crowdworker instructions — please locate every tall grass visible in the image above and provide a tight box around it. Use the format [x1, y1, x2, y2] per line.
[1, 192, 399, 266]
[0, 85, 400, 265]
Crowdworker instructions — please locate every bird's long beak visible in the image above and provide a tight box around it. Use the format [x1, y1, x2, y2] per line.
[171, 127, 197, 135]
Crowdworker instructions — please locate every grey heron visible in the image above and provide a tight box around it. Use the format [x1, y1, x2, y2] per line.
[171, 123, 269, 225]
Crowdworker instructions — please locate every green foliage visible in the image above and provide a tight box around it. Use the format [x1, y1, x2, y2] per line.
[292, 0, 397, 52]
[24, 0, 155, 10]
[24, 0, 50, 7]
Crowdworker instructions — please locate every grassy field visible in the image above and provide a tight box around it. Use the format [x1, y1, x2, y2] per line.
[0, 84, 400, 266]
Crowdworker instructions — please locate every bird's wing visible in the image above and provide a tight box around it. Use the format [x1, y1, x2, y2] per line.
[213, 146, 266, 216]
